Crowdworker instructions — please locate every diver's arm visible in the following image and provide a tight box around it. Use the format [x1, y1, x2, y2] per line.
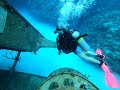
[77, 52, 100, 64]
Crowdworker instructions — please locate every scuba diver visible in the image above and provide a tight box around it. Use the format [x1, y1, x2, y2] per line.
[54, 26, 104, 65]
[54, 27, 120, 88]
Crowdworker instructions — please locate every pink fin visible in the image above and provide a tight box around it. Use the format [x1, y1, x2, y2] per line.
[96, 48, 102, 55]
[96, 49, 105, 60]
[101, 63, 120, 88]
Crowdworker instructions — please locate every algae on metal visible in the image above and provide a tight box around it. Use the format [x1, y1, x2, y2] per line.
[0, 0, 56, 52]
[37, 68, 99, 90]
[0, 6, 7, 33]
[0, 70, 46, 90]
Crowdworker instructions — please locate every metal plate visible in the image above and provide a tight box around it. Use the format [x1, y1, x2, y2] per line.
[0, 6, 7, 33]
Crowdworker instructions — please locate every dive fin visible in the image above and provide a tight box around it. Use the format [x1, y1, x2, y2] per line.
[101, 63, 120, 88]
[96, 49, 120, 88]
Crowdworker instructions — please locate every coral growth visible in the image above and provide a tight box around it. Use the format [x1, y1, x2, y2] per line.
[78, 10, 120, 73]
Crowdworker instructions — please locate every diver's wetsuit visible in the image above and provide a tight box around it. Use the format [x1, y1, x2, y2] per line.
[56, 29, 90, 55]
[57, 30, 77, 54]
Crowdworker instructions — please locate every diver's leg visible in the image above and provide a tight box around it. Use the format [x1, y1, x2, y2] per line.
[75, 46, 100, 64]
[84, 51, 97, 56]
[78, 38, 97, 56]
[78, 52, 100, 64]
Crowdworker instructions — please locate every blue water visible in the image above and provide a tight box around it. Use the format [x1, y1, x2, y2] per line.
[0, 0, 120, 90]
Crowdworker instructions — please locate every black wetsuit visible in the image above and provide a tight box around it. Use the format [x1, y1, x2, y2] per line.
[57, 30, 77, 54]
